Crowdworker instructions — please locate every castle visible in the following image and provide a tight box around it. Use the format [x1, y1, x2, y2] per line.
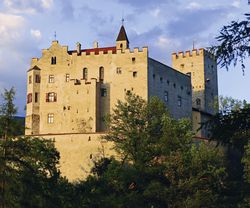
[25, 25, 218, 181]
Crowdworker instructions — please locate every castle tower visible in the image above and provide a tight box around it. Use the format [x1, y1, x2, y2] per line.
[25, 62, 41, 135]
[116, 25, 129, 52]
[172, 48, 218, 138]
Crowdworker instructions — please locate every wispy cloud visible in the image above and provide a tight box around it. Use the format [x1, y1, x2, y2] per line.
[3, 0, 54, 14]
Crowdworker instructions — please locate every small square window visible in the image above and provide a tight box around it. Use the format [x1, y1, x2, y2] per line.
[66, 74, 70, 82]
[46, 92, 57, 102]
[29, 76, 32, 84]
[27, 93, 32, 103]
[101, 88, 107, 97]
[35, 92, 38, 103]
[49, 75, 54, 83]
[177, 96, 182, 107]
[116, 67, 122, 74]
[133, 71, 137, 77]
[51, 57, 56, 65]
[48, 113, 54, 123]
[35, 75, 40, 83]
[164, 91, 168, 102]
[132, 57, 136, 63]
[180, 64, 184, 68]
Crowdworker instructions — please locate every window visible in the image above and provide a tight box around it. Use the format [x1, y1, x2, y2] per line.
[177, 96, 182, 107]
[27, 93, 32, 103]
[173, 83, 176, 88]
[196, 98, 201, 106]
[99, 67, 104, 82]
[101, 88, 107, 97]
[35, 75, 40, 83]
[120, 43, 123, 48]
[116, 67, 122, 74]
[180, 64, 184, 68]
[167, 80, 170, 85]
[133, 71, 137, 78]
[51, 57, 56, 65]
[132, 57, 136, 63]
[160, 77, 163, 83]
[164, 91, 168, 102]
[48, 113, 54, 123]
[35, 92, 38, 103]
[153, 74, 155, 79]
[49, 75, 54, 83]
[46, 92, 57, 102]
[83, 68, 88, 80]
[66, 74, 70, 82]
[181, 86, 183, 90]
[29, 76, 32, 84]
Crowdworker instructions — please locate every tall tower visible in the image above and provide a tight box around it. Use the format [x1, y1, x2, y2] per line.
[172, 48, 218, 138]
[116, 25, 129, 52]
[25, 62, 41, 135]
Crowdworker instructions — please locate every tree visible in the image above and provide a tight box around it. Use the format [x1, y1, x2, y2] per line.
[0, 87, 18, 139]
[79, 94, 227, 208]
[212, 13, 250, 72]
[0, 88, 74, 208]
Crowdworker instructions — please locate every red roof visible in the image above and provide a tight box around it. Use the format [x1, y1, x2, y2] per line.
[68, 46, 116, 55]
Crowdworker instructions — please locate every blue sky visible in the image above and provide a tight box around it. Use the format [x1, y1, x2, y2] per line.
[0, 0, 249, 116]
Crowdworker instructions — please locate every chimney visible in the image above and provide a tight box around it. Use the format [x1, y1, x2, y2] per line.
[76, 42, 81, 55]
[93, 41, 98, 48]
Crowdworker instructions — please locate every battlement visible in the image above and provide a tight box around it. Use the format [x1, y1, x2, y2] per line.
[68, 46, 148, 57]
[172, 48, 215, 60]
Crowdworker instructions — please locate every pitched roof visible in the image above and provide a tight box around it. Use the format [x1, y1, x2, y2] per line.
[27, 65, 41, 72]
[68, 47, 117, 55]
[116, 25, 129, 43]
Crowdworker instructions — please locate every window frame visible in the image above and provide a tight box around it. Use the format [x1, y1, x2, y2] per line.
[48, 75, 54, 83]
[66, 74, 70, 82]
[47, 113, 54, 124]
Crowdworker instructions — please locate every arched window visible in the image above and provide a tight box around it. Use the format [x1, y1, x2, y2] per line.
[83, 68, 88, 80]
[99, 67, 104, 82]
[120, 43, 123, 48]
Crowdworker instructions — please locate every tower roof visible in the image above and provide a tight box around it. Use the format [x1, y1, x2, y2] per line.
[116, 25, 129, 43]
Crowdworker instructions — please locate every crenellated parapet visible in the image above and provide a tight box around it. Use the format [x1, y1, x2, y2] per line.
[70, 46, 148, 57]
[172, 48, 215, 60]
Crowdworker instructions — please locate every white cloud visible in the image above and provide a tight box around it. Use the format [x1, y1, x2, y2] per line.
[232, 0, 240, 8]
[155, 35, 181, 49]
[3, 0, 54, 14]
[41, 0, 54, 9]
[0, 13, 25, 44]
[150, 8, 160, 17]
[186, 2, 202, 10]
[30, 29, 42, 40]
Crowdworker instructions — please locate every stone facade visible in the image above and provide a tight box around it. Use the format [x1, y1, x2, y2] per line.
[172, 49, 218, 137]
[25, 26, 216, 181]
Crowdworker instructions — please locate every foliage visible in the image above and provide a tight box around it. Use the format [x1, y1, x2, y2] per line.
[0, 88, 73, 208]
[211, 13, 250, 71]
[78, 94, 227, 208]
[214, 95, 248, 115]
[0, 87, 18, 138]
[206, 106, 250, 152]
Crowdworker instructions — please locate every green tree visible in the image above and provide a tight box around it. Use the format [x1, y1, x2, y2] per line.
[79, 94, 227, 208]
[212, 13, 250, 71]
[0, 88, 74, 208]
